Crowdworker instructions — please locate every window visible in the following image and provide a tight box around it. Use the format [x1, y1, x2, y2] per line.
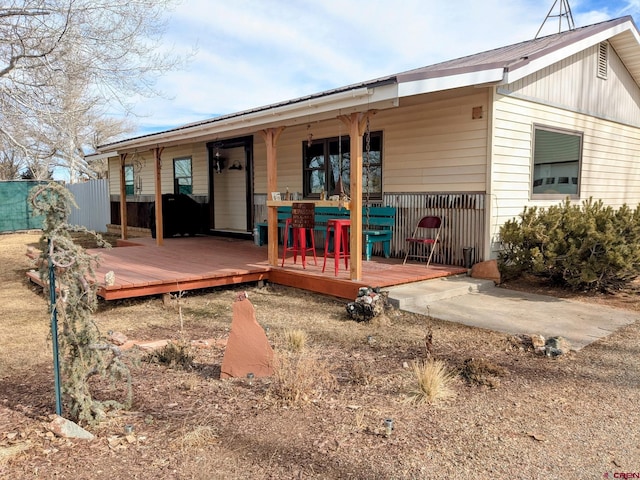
[124, 165, 134, 196]
[531, 126, 582, 198]
[173, 157, 192, 195]
[303, 132, 382, 199]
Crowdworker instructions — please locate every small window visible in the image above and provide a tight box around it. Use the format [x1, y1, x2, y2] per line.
[597, 42, 608, 80]
[174, 158, 192, 195]
[123, 165, 134, 196]
[531, 125, 582, 198]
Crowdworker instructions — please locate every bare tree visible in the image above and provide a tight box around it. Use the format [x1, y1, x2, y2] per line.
[0, 0, 181, 181]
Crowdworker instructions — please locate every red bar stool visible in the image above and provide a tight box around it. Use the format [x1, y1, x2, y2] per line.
[281, 217, 317, 268]
[322, 219, 350, 276]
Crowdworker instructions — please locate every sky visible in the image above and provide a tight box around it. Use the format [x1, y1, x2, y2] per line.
[127, 0, 640, 137]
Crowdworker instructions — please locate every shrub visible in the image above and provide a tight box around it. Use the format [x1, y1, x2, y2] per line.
[499, 198, 640, 292]
[269, 350, 336, 406]
[145, 341, 194, 370]
[282, 329, 307, 353]
[407, 359, 456, 404]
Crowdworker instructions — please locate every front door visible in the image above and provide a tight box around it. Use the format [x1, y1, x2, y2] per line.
[207, 137, 253, 235]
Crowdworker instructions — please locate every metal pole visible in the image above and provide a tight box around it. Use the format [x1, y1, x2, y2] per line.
[48, 239, 63, 416]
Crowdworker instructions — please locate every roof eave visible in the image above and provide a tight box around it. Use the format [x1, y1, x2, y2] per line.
[504, 17, 639, 84]
[95, 81, 399, 154]
[398, 67, 506, 97]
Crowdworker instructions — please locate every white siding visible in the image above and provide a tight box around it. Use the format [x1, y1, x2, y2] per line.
[490, 93, 640, 254]
[504, 43, 640, 127]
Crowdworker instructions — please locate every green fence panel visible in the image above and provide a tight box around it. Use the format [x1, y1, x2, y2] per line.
[0, 181, 46, 233]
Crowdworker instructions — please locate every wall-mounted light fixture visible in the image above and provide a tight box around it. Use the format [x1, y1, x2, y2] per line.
[214, 144, 225, 174]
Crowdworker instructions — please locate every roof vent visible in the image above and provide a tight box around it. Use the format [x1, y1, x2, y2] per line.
[597, 42, 608, 80]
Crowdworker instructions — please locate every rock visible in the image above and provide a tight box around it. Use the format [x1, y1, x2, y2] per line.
[530, 334, 545, 349]
[108, 331, 127, 346]
[545, 336, 571, 356]
[470, 260, 501, 284]
[220, 296, 274, 379]
[136, 340, 169, 352]
[47, 415, 94, 440]
[104, 271, 115, 286]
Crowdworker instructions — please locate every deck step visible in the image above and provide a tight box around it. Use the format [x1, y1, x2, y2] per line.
[385, 275, 495, 310]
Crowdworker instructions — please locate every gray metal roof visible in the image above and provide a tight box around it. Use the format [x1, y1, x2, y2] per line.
[95, 16, 640, 153]
[397, 16, 636, 82]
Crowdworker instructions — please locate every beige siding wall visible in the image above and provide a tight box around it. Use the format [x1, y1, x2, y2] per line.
[108, 157, 121, 195]
[108, 144, 208, 197]
[381, 89, 488, 193]
[504, 43, 640, 126]
[253, 87, 489, 196]
[490, 93, 640, 253]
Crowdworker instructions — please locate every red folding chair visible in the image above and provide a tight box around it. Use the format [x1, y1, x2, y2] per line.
[403, 216, 442, 267]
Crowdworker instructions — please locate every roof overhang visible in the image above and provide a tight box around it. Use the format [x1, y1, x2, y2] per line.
[396, 16, 640, 98]
[503, 17, 640, 84]
[94, 82, 399, 156]
[398, 67, 505, 97]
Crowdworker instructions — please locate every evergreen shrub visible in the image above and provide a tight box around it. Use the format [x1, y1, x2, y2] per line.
[498, 198, 640, 292]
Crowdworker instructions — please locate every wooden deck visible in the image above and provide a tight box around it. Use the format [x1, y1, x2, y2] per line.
[28, 236, 466, 300]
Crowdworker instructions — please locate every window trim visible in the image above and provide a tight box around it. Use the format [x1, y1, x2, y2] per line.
[302, 131, 383, 200]
[173, 157, 193, 195]
[530, 124, 582, 200]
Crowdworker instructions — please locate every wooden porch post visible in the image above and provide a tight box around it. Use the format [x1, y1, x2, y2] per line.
[259, 127, 285, 266]
[339, 112, 371, 281]
[119, 153, 128, 240]
[153, 146, 165, 246]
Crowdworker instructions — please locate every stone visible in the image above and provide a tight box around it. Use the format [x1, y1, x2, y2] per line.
[220, 296, 274, 379]
[104, 271, 115, 286]
[530, 334, 545, 349]
[108, 331, 128, 346]
[545, 336, 571, 356]
[471, 259, 501, 284]
[136, 340, 169, 351]
[47, 415, 94, 440]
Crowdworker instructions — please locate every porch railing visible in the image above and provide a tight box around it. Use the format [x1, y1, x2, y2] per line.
[254, 192, 486, 266]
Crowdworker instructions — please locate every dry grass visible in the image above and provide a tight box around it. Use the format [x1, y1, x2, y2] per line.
[407, 359, 456, 404]
[282, 328, 307, 352]
[0, 232, 51, 377]
[175, 425, 220, 448]
[268, 350, 337, 406]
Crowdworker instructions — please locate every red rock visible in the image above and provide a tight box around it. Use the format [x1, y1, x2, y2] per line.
[47, 415, 94, 440]
[220, 297, 274, 379]
[471, 259, 501, 284]
[136, 340, 169, 351]
[108, 331, 127, 346]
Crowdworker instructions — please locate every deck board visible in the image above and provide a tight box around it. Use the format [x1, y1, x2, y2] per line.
[27, 236, 467, 300]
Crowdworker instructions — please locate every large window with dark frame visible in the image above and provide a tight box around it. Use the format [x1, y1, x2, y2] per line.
[173, 157, 193, 195]
[303, 131, 382, 199]
[531, 125, 582, 198]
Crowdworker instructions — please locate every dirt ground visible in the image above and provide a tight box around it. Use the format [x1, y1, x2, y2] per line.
[1, 231, 639, 479]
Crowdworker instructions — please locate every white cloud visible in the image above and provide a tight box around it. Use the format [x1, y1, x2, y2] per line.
[127, 0, 635, 135]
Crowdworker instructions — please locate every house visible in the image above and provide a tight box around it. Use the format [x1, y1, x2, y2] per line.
[89, 16, 640, 281]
